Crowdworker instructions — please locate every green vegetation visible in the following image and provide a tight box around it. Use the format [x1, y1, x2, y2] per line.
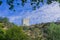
[0, 17, 30, 40]
[0, 17, 60, 40]
[6, 27, 29, 40]
[46, 23, 60, 40]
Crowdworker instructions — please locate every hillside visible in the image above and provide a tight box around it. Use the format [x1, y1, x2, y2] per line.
[0, 17, 60, 40]
[22, 22, 60, 40]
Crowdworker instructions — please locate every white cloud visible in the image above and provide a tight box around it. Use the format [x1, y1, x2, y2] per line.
[26, 1, 60, 24]
[9, 1, 60, 25]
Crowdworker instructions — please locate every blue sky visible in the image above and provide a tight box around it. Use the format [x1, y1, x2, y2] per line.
[0, 0, 60, 25]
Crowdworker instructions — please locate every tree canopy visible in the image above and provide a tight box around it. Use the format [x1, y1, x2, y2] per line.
[0, 17, 60, 40]
[0, 0, 60, 11]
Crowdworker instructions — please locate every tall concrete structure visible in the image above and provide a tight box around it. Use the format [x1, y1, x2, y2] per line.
[22, 18, 30, 26]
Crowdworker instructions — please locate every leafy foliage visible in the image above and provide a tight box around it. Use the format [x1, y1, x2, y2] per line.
[0, 17, 30, 40]
[0, 0, 60, 11]
[46, 23, 60, 40]
[6, 26, 29, 40]
[0, 1, 2, 5]
[0, 17, 60, 40]
[0, 27, 6, 40]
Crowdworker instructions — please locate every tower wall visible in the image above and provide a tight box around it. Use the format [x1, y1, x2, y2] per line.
[22, 18, 30, 26]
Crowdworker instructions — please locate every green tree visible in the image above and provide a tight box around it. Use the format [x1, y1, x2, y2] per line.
[0, 17, 14, 28]
[46, 23, 60, 40]
[6, 26, 29, 40]
[0, 23, 4, 28]
[0, 28, 6, 40]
